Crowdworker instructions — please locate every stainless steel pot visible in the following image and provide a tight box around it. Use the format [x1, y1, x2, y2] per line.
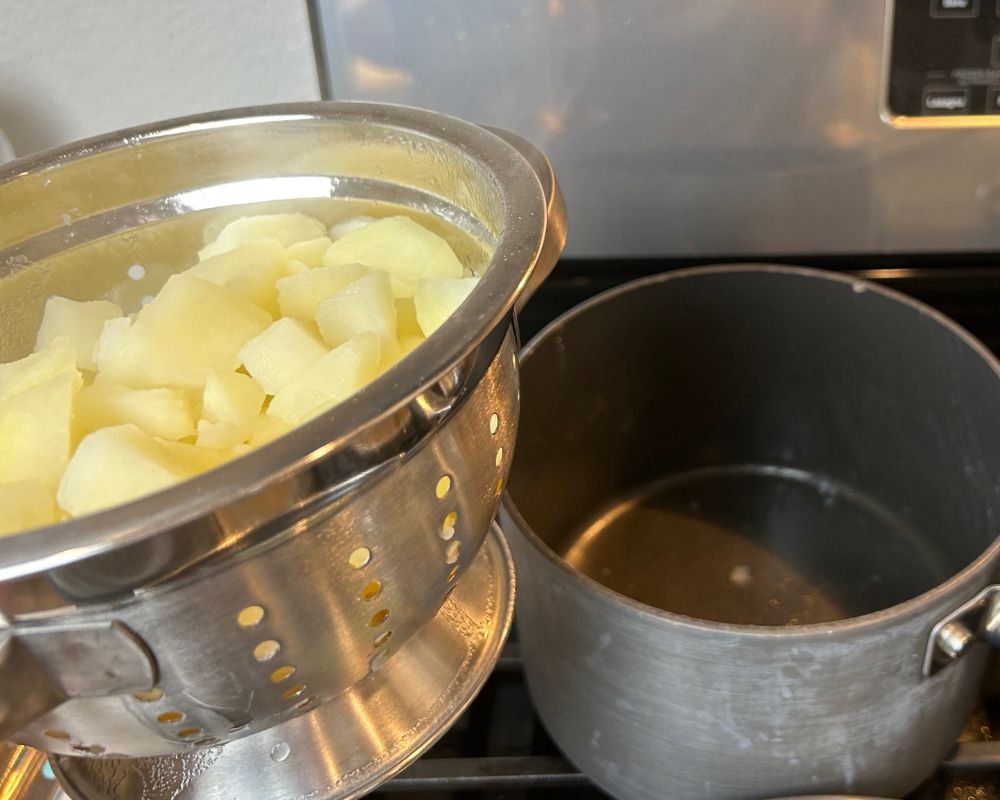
[0, 102, 565, 759]
[500, 265, 1000, 800]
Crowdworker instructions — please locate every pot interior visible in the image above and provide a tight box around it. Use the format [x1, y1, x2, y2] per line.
[508, 267, 1000, 626]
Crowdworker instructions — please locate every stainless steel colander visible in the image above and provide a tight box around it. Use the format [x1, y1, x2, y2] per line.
[0, 102, 565, 758]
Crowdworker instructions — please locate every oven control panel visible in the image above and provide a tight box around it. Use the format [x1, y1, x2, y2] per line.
[884, 0, 1000, 125]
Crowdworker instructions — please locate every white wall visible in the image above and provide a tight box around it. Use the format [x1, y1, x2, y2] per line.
[0, 0, 322, 158]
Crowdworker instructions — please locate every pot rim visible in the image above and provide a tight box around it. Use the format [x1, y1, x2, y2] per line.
[501, 262, 1000, 638]
[0, 101, 547, 578]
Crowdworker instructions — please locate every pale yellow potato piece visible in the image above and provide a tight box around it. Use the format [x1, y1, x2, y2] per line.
[0, 480, 56, 536]
[329, 215, 374, 240]
[315, 271, 397, 358]
[268, 332, 380, 424]
[93, 317, 133, 373]
[276, 262, 372, 320]
[202, 372, 265, 429]
[198, 213, 327, 260]
[188, 239, 289, 316]
[395, 297, 422, 338]
[35, 297, 123, 371]
[323, 216, 463, 297]
[0, 337, 77, 401]
[57, 424, 232, 517]
[96, 274, 271, 391]
[0, 371, 82, 490]
[287, 236, 333, 267]
[0, 210, 481, 531]
[75, 383, 196, 441]
[196, 420, 250, 450]
[286, 259, 311, 276]
[380, 333, 426, 371]
[400, 334, 425, 356]
[247, 413, 294, 447]
[238, 317, 327, 395]
[414, 276, 480, 337]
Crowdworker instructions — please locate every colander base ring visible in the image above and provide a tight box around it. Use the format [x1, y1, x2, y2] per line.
[28, 524, 514, 800]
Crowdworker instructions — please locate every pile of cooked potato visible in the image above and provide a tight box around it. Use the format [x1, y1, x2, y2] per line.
[0, 212, 480, 534]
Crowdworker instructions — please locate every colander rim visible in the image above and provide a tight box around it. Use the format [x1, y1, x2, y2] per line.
[0, 101, 547, 578]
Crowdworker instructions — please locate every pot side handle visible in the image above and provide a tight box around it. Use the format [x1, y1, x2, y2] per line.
[924, 585, 1000, 676]
[480, 126, 567, 313]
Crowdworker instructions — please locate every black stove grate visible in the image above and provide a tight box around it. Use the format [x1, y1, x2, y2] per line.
[372, 260, 1000, 800]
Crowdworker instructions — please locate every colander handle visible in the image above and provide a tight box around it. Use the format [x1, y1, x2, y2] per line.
[0, 613, 156, 740]
[482, 126, 567, 313]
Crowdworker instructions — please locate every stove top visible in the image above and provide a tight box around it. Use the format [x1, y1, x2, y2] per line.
[370, 258, 1000, 800]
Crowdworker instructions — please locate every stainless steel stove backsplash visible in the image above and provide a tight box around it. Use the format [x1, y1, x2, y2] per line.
[315, 0, 1000, 259]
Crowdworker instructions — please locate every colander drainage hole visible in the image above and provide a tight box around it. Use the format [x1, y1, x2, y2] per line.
[348, 547, 371, 569]
[177, 727, 202, 738]
[270, 666, 296, 683]
[435, 475, 452, 499]
[370, 608, 390, 627]
[445, 540, 461, 565]
[495, 446, 504, 467]
[447, 564, 460, 582]
[133, 687, 164, 703]
[440, 511, 457, 540]
[43, 730, 70, 741]
[374, 630, 392, 647]
[270, 742, 291, 762]
[237, 605, 265, 628]
[253, 640, 281, 662]
[361, 580, 382, 601]
[157, 711, 184, 724]
[282, 684, 306, 700]
[490, 413, 499, 434]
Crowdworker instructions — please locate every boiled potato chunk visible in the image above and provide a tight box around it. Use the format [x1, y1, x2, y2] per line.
[198, 213, 327, 260]
[414, 276, 480, 337]
[248, 413, 294, 447]
[287, 236, 333, 267]
[399, 334, 426, 357]
[238, 317, 328, 395]
[395, 297, 422, 338]
[268, 332, 380, 424]
[97, 274, 271, 391]
[58, 424, 230, 517]
[34, 297, 123, 371]
[196, 420, 249, 449]
[0, 480, 56, 536]
[188, 239, 289, 316]
[315, 271, 397, 357]
[202, 372, 265, 429]
[323, 216, 463, 297]
[329, 215, 374, 240]
[0, 206, 485, 530]
[0, 371, 81, 490]
[285, 259, 312, 276]
[75, 383, 196, 441]
[0, 337, 78, 400]
[276, 262, 372, 320]
[93, 317, 133, 373]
